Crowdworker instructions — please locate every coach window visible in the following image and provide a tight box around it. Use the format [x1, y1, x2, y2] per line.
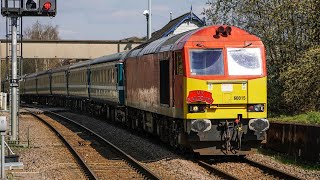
[112, 69, 114, 83]
[112, 69, 115, 83]
[83, 72, 85, 82]
[101, 70, 104, 83]
[108, 69, 111, 84]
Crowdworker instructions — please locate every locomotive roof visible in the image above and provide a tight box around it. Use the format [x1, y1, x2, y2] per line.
[90, 52, 128, 65]
[128, 29, 196, 57]
[127, 25, 262, 58]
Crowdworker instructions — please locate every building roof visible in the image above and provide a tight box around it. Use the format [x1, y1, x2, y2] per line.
[148, 12, 205, 42]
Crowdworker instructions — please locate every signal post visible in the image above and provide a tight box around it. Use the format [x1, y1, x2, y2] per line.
[1, 0, 57, 142]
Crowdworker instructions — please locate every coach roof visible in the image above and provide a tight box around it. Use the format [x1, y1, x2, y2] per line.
[51, 65, 70, 73]
[69, 59, 91, 70]
[90, 52, 127, 65]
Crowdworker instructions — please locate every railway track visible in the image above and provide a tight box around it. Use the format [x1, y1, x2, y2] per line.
[23, 106, 309, 179]
[197, 157, 301, 180]
[25, 108, 161, 180]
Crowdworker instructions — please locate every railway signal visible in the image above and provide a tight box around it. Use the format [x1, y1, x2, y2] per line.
[1, 0, 57, 142]
[39, 0, 56, 16]
[25, 0, 37, 10]
[23, 0, 56, 16]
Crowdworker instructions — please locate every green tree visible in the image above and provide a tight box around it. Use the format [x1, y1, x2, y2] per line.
[281, 46, 320, 112]
[203, 0, 320, 114]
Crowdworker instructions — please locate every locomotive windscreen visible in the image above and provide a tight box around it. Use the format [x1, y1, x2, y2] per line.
[189, 49, 224, 76]
[227, 48, 263, 76]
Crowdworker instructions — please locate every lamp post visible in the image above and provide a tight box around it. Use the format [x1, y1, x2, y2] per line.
[143, 0, 152, 40]
[148, 0, 151, 39]
[143, 10, 150, 40]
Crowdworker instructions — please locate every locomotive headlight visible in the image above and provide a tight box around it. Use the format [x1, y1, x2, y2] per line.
[248, 104, 264, 112]
[189, 104, 207, 113]
[192, 106, 199, 112]
[191, 119, 212, 132]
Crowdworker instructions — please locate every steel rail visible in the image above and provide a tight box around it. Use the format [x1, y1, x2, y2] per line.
[26, 110, 99, 180]
[197, 157, 301, 180]
[197, 160, 238, 180]
[243, 157, 301, 180]
[46, 110, 161, 180]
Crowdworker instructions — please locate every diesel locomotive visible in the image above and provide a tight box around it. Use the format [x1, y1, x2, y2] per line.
[21, 25, 269, 155]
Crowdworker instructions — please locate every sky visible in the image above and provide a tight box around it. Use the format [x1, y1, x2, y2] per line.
[0, 0, 211, 40]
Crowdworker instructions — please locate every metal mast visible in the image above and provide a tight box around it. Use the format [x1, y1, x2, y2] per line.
[148, 0, 152, 40]
[10, 16, 18, 141]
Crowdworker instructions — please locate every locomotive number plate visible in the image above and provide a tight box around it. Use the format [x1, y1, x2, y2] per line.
[234, 96, 246, 100]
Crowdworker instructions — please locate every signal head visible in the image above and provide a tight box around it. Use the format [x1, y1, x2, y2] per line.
[43, 2, 52, 11]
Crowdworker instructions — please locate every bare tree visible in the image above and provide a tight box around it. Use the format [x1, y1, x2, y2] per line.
[24, 20, 60, 40]
[23, 20, 63, 74]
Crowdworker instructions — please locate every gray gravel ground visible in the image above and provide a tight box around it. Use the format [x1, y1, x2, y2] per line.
[3, 113, 86, 180]
[246, 154, 320, 180]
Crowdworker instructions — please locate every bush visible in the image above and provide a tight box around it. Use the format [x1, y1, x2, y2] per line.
[281, 46, 320, 112]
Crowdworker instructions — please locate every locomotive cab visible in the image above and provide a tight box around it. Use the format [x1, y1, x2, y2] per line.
[175, 26, 269, 155]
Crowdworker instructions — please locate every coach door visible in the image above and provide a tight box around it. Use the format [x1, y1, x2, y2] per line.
[160, 59, 170, 105]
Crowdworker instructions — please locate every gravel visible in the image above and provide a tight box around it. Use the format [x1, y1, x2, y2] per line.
[214, 161, 276, 180]
[1, 112, 86, 180]
[246, 154, 320, 179]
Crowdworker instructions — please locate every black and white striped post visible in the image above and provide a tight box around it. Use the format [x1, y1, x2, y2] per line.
[0, 116, 7, 179]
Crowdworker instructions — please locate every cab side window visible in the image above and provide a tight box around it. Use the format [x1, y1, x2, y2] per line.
[175, 52, 183, 75]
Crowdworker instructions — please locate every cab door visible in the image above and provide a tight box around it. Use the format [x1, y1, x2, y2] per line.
[160, 59, 170, 105]
[173, 51, 184, 109]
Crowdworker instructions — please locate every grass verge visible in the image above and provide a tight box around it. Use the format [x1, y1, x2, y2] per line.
[258, 148, 320, 170]
[269, 111, 320, 125]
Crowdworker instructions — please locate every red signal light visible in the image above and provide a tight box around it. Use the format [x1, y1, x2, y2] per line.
[43, 2, 52, 11]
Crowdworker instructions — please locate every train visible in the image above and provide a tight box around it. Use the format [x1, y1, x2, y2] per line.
[20, 25, 269, 155]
